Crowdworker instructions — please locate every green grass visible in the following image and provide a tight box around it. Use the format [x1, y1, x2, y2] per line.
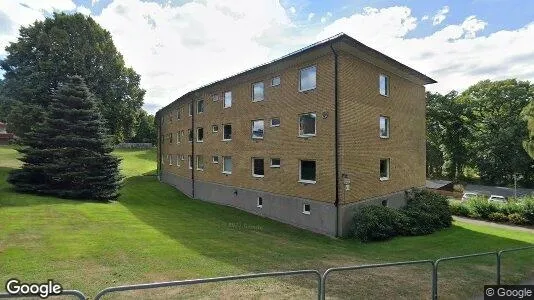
[0, 145, 532, 299]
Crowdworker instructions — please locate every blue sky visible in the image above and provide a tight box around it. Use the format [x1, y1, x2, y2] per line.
[1, 0, 533, 113]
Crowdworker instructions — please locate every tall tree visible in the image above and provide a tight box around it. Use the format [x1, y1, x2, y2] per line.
[129, 110, 157, 144]
[8, 76, 122, 200]
[426, 91, 471, 180]
[0, 12, 145, 142]
[522, 101, 534, 159]
[459, 79, 534, 186]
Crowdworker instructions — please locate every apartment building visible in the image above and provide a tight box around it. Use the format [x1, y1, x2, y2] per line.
[155, 33, 436, 237]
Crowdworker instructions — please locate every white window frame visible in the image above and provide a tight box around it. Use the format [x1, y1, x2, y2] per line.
[252, 82, 264, 102]
[176, 132, 180, 144]
[196, 155, 204, 171]
[252, 158, 265, 178]
[175, 155, 180, 167]
[188, 102, 193, 116]
[299, 65, 317, 92]
[212, 124, 219, 133]
[379, 116, 390, 138]
[270, 117, 280, 127]
[299, 160, 317, 184]
[257, 197, 263, 208]
[224, 91, 232, 108]
[270, 158, 281, 168]
[197, 100, 204, 114]
[212, 156, 219, 164]
[271, 76, 280, 87]
[379, 158, 390, 181]
[168, 154, 172, 166]
[181, 155, 185, 161]
[298, 113, 317, 137]
[223, 124, 232, 141]
[302, 203, 311, 215]
[379, 74, 389, 97]
[196, 127, 204, 143]
[188, 155, 193, 169]
[251, 119, 264, 140]
[222, 156, 232, 174]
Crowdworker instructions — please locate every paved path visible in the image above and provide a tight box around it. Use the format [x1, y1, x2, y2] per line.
[453, 216, 534, 233]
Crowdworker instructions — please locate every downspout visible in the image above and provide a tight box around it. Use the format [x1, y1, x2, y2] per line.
[191, 94, 196, 199]
[330, 44, 340, 237]
[157, 112, 162, 181]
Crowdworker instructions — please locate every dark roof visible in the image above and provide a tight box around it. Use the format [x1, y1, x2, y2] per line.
[157, 33, 436, 115]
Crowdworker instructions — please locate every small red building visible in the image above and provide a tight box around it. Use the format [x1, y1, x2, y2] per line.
[0, 122, 14, 145]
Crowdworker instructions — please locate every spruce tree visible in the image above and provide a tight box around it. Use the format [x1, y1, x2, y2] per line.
[8, 76, 122, 200]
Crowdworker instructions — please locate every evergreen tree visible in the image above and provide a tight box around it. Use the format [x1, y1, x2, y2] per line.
[8, 76, 122, 200]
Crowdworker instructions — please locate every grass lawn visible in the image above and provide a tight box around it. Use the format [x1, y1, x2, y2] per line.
[0, 145, 533, 299]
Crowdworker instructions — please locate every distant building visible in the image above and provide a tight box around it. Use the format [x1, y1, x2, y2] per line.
[155, 33, 436, 237]
[0, 122, 14, 145]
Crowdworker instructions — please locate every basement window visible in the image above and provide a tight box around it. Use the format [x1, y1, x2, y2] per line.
[223, 156, 232, 174]
[380, 158, 390, 181]
[188, 155, 193, 169]
[257, 197, 263, 208]
[303, 203, 311, 215]
[196, 155, 204, 171]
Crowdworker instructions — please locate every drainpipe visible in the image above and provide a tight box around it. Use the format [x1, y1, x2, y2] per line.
[157, 112, 162, 181]
[191, 93, 196, 199]
[330, 44, 340, 237]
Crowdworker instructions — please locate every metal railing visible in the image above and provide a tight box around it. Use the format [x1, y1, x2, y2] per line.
[94, 269, 322, 300]
[1, 246, 532, 299]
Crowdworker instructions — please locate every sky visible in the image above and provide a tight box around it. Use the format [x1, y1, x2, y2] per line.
[1, 0, 533, 114]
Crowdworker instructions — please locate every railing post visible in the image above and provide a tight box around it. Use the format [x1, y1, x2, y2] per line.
[432, 260, 439, 300]
[496, 252, 501, 285]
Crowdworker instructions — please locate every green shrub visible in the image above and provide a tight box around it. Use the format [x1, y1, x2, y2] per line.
[488, 212, 508, 223]
[465, 197, 499, 219]
[351, 205, 403, 242]
[499, 200, 524, 215]
[508, 213, 528, 225]
[521, 197, 534, 225]
[449, 201, 471, 217]
[399, 189, 452, 235]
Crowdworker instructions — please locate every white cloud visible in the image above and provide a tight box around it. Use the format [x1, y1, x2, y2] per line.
[76, 6, 91, 15]
[289, 6, 296, 14]
[432, 6, 449, 25]
[320, 11, 332, 24]
[421, 15, 429, 21]
[92, 0, 99, 6]
[307, 12, 315, 21]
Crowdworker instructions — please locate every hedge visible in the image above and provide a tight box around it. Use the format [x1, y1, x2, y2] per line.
[449, 196, 534, 226]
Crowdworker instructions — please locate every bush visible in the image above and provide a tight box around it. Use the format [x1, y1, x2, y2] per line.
[449, 201, 471, 217]
[488, 212, 508, 223]
[508, 213, 528, 225]
[351, 205, 403, 242]
[351, 189, 452, 242]
[465, 197, 499, 219]
[521, 197, 534, 225]
[399, 189, 452, 235]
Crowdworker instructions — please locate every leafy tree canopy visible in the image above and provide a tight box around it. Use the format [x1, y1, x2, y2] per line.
[1, 12, 145, 142]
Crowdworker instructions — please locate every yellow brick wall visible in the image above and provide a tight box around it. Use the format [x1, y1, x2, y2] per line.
[337, 52, 426, 204]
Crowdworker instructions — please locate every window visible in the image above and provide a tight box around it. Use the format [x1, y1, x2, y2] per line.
[188, 102, 193, 116]
[222, 156, 232, 174]
[252, 158, 264, 177]
[168, 133, 173, 144]
[379, 74, 389, 96]
[303, 203, 311, 215]
[299, 113, 316, 137]
[176, 132, 180, 144]
[168, 154, 172, 166]
[379, 116, 390, 138]
[257, 197, 263, 208]
[224, 91, 232, 108]
[212, 156, 219, 164]
[271, 76, 280, 87]
[180, 130, 184, 143]
[188, 155, 192, 169]
[213, 94, 219, 102]
[270, 117, 280, 127]
[188, 129, 193, 142]
[251, 120, 264, 139]
[299, 65, 316, 92]
[223, 124, 232, 141]
[181, 155, 185, 161]
[299, 160, 316, 184]
[381, 200, 388, 207]
[380, 158, 390, 180]
[177, 108, 181, 120]
[212, 125, 219, 133]
[197, 127, 204, 142]
[197, 100, 204, 114]
[196, 155, 204, 170]
[175, 155, 180, 167]
[270, 158, 281, 168]
[252, 82, 264, 101]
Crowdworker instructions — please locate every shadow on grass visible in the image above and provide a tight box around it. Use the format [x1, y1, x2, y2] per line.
[120, 176, 534, 298]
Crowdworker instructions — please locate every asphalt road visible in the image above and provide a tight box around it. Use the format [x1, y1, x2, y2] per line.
[464, 183, 534, 198]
